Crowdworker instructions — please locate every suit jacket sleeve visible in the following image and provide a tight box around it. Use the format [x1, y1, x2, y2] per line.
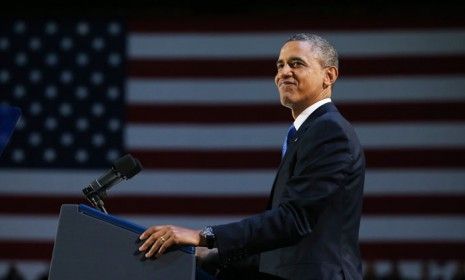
[212, 117, 355, 266]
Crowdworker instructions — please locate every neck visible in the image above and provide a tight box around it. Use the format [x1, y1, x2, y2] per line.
[291, 95, 331, 120]
[291, 107, 303, 119]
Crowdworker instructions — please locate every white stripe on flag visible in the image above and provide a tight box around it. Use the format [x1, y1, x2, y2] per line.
[1, 169, 465, 195]
[126, 123, 465, 149]
[127, 76, 465, 104]
[2, 215, 465, 241]
[128, 30, 465, 58]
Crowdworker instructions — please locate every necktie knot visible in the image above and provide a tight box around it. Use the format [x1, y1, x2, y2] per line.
[282, 125, 297, 158]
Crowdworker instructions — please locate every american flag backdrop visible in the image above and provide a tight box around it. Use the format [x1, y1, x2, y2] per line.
[0, 18, 465, 279]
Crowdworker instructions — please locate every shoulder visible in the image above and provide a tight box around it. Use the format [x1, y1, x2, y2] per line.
[309, 110, 352, 137]
[299, 109, 361, 153]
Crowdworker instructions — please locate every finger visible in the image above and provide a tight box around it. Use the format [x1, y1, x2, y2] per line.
[145, 240, 160, 258]
[139, 227, 157, 240]
[139, 225, 167, 240]
[139, 230, 165, 251]
[144, 233, 171, 258]
[156, 236, 174, 257]
[145, 236, 167, 258]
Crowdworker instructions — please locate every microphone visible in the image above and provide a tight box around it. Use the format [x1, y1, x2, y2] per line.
[82, 154, 142, 213]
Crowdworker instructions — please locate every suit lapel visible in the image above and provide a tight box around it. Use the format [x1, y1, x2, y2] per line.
[266, 103, 338, 209]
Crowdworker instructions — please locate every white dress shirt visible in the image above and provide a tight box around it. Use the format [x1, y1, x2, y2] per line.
[293, 98, 332, 131]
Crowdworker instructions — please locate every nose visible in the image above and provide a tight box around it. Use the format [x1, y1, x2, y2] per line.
[278, 64, 292, 78]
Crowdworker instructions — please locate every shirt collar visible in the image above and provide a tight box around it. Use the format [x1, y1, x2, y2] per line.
[293, 98, 332, 130]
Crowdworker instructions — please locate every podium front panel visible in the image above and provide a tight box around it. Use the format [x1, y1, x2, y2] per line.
[49, 204, 195, 280]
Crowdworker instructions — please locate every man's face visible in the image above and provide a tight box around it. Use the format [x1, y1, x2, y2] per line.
[275, 41, 329, 115]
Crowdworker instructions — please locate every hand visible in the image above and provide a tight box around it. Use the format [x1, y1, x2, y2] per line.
[138, 225, 201, 258]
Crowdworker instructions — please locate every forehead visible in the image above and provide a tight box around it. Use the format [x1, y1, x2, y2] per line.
[278, 41, 316, 61]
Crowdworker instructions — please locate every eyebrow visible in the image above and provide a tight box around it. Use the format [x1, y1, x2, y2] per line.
[276, 56, 306, 65]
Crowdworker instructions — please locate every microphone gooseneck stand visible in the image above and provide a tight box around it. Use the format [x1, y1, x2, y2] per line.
[81, 154, 143, 214]
[82, 185, 109, 214]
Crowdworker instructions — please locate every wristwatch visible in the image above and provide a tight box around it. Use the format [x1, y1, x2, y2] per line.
[199, 226, 216, 249]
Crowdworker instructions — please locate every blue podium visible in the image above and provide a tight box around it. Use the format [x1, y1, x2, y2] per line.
[0, 104, 21, 156]
[49, 204, 195, 279]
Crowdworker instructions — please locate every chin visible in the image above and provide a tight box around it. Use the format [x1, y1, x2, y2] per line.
[279, 97, 294, 109]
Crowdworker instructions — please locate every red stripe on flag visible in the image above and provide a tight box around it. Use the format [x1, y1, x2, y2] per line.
[127, 102, 465, 124]
[131, 149, 281, 169]
[128, 18, 465, 32]
[362, 195, 465, 215]
[128, 149, 465, 169]
[128, 104, 289, 124]
[0, 241, 53, 261]
[361, 242, 465, 260]
[0, 195, 264, 215]
[128, 56, 465, 78]
[2, 241, 464, 261]
[365, 148, 465, 168]
[1, 195, 464, 215]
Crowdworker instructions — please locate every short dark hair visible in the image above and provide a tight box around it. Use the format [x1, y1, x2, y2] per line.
[286, 33, 339, 68]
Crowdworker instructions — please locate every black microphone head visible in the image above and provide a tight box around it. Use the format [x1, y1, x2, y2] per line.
[112, 154, 142, 179]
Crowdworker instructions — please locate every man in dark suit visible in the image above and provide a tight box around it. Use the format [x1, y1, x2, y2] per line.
[138, 33, 365, 280]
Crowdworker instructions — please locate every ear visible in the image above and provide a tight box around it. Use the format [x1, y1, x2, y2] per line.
[323, 66, 338, 88]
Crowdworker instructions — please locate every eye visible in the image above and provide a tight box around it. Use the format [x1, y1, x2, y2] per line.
[290, 61, 301, 68]
[276, 63, 284, 69]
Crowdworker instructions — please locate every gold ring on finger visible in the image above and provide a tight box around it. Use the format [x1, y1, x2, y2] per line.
[160, 236, 166, 243]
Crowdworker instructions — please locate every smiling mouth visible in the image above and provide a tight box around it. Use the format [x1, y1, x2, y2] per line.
[280, 81, 296, 87]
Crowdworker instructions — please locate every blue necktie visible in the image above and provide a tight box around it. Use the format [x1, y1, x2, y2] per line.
[282, 125, 297, 158]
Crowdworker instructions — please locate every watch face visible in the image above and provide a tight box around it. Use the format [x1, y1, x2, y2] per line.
[201, 226, 215, 248]
[202, 226, 214, 236]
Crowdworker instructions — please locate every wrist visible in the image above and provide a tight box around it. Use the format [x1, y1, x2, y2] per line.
[193, 229, 202, 246]
[199, 226, 216, 249]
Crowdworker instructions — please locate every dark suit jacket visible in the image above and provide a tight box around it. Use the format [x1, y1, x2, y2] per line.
[213, 102, 365, 280]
